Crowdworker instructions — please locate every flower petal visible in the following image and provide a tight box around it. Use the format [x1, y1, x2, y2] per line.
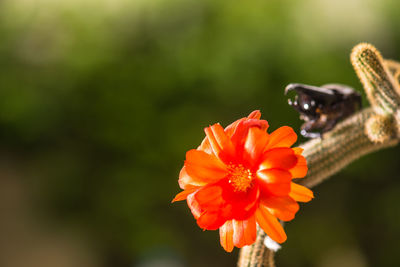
[195, 183, 225, 207]
[261, 196, 299, 221]
[244, 127, 270, 166]
[219, 220, 234, 252]
[225, 118, 245, 138]
[255, 205, 287, 243]
[259, 148, 297, 170]
[197, 137, 212, 154]
[230, 117, 269, 155]
[289, 182, 314, 202]
[224, 110, 262, 139]
[205, 124, 236, 162]
[178, 166, 207, 189]
[193, 182, 231, 230]
[247, 110, 262, 119]
[187, 193, 202, 219]
[292, 147, 304, 154]
[289, 154, 308, 178]
[197, 209, 227, 230]
[185, 149, 228, 183]
[172, 187, 198, 203]
[232, 215, 257, 248]
[256, 169, 291, 196]
[267, 126, 297, 149]
[221, 179, 260, 220]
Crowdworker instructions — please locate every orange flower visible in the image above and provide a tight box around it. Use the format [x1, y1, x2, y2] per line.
[172, 110, 313, 252]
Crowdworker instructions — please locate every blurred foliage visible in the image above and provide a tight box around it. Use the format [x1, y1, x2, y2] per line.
[0, 0, 400, 266]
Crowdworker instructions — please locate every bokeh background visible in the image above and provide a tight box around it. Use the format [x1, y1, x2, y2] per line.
[1, 0, 400, 266]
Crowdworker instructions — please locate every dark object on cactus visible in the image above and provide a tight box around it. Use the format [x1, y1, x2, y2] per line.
[285, 83, 362, 138]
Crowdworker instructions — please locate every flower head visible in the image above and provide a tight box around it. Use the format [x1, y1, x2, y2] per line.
[172, 110, 313, 252]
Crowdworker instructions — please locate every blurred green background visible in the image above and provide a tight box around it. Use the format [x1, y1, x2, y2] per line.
[1, 0, 400, 266]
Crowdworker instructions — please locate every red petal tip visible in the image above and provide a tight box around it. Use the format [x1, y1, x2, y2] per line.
[248, 110, 262, 119]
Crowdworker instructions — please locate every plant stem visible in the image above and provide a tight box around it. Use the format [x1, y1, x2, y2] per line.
[300, 107, 398, 188]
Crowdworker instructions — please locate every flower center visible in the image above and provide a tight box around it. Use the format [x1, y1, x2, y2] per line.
[227, 164, 254, 192]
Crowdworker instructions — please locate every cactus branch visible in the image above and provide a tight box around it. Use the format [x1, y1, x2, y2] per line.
[237, 43, 400, 267]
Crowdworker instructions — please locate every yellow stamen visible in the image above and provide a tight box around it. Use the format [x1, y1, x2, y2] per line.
[227, 163, 253, 192]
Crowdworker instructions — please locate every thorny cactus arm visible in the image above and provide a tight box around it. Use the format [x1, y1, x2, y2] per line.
[238, 43, 400, 267]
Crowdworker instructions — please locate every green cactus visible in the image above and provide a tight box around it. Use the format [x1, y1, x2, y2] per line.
[238, 43, 400, 267]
